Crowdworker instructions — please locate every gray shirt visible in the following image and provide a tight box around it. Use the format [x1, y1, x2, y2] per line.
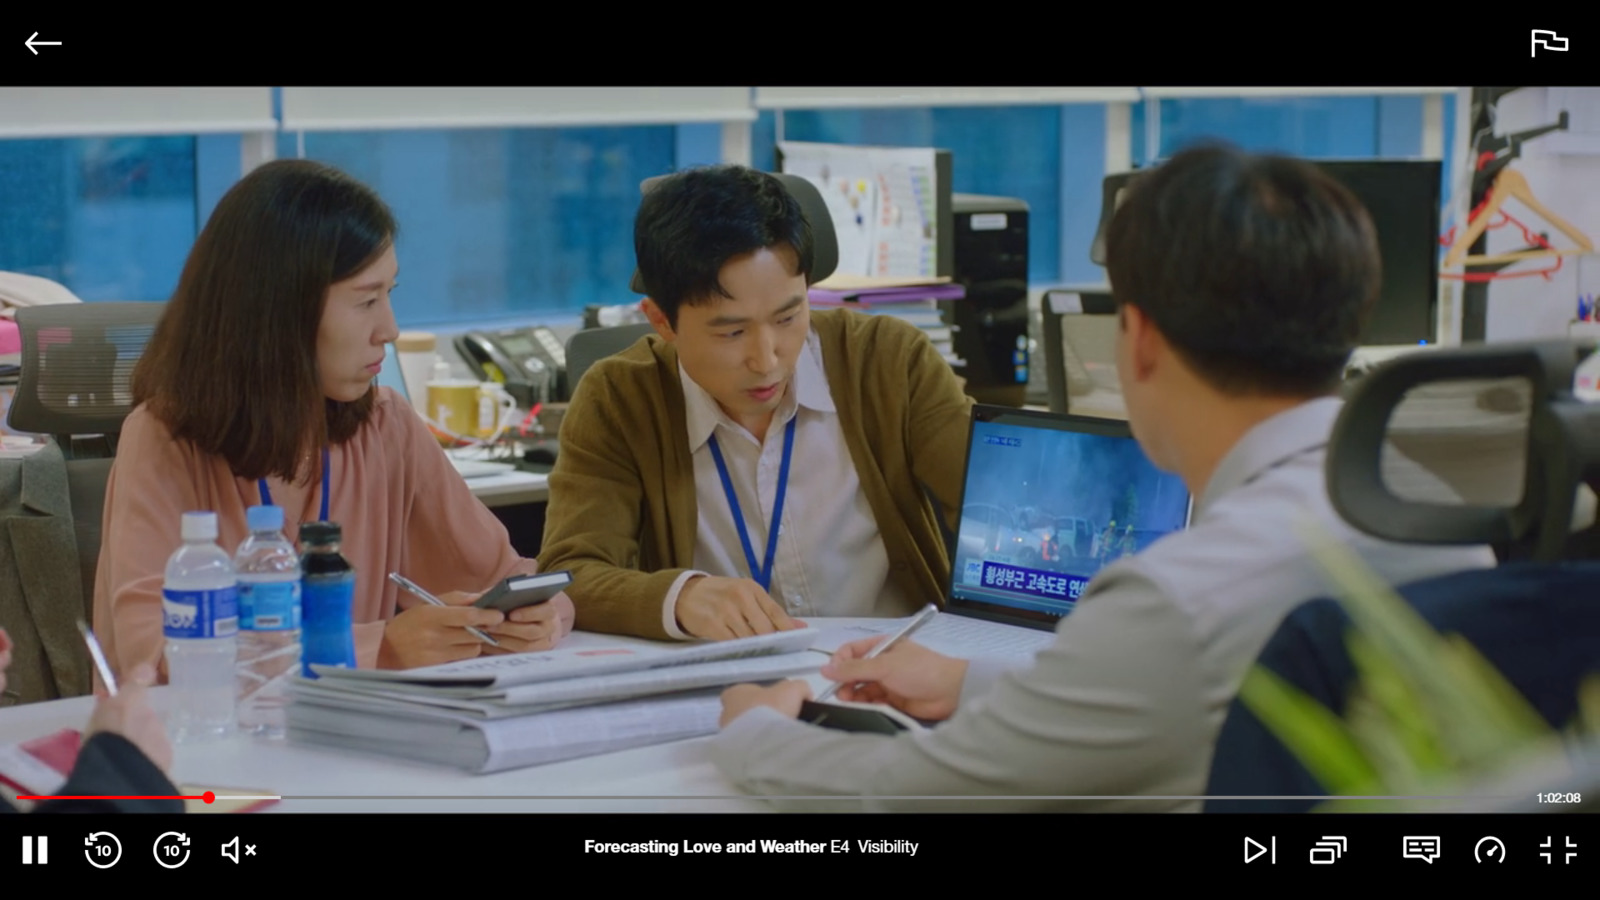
[708, 398, 1499, 811]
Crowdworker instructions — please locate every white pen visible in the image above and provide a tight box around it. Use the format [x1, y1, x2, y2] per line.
[387, 572, 501, 647]
[814, 603, 939, 703]
[78, 620, 118, 696]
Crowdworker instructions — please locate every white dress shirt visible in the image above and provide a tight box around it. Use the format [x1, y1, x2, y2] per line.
[660, 330, 912, 638]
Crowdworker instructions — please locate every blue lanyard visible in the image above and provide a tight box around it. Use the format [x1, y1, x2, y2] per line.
[706, 417, 796, 593]
[259, 447, 330, 522]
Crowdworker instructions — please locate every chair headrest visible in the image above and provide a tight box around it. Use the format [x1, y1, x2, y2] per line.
[1327, 339, 1600, 562]
[629, 170, 839, 296]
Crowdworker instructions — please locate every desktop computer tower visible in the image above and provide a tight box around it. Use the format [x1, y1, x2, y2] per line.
[943, 193, 1030, 407]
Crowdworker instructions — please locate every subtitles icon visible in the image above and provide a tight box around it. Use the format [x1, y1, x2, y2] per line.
[1403, 836, 1442, 863]
[1310, 836, 1347, 865]
[1531, 29, 1568, 56]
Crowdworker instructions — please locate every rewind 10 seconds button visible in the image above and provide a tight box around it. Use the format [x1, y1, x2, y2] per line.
[85, 832, 122, 868]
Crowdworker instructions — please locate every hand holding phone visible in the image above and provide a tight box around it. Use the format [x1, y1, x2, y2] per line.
[473, 571, 573, 613]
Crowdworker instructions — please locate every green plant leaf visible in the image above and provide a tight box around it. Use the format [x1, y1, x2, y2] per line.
[1237, 664, 1381, 794]
[1345, 632, 1453, 775]
[1234, 517, 1596, 807]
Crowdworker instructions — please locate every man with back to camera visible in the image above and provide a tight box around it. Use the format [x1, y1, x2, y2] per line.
[536, 165, 974, 641]
[709, 142, 1499, 810]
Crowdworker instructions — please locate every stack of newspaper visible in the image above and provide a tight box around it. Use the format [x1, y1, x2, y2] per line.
[284, 628, 824, 773]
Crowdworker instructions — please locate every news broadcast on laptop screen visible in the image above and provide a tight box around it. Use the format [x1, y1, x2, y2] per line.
[952, 408, 1191, 623]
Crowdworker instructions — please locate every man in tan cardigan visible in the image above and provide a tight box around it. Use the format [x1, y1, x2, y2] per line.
[537, 166, 973, 641]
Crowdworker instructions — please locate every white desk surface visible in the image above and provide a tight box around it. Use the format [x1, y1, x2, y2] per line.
[464, 469, 548, 508]
[0, 619, 908, 813]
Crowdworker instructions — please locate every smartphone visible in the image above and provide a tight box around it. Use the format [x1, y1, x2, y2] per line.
[798, 700, 919, 735]
[473, 570, 573, 613]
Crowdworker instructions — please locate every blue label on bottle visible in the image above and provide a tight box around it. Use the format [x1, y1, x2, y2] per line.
[301, 574, 356, 678]
[162, 586, 239, 639]
[240, 579, 301, 631]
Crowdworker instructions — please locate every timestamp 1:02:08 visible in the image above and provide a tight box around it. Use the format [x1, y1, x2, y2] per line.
[1536, 793, 1583, 803]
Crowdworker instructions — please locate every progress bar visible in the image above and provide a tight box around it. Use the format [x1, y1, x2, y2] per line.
[17, 791, 284, 803]
[233, 794, 1520, 801]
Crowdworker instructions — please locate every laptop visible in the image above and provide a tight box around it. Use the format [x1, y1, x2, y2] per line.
[858, 405, 1194, 660]
[375, 343, 517, 480]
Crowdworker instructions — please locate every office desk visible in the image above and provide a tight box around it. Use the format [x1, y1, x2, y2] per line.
[467, 469, 549, 508]
[0, 620, 906, 813]
[0, 693, 759, 813]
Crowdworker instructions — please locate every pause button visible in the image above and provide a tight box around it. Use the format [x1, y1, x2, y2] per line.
[23, 835, 48, 864]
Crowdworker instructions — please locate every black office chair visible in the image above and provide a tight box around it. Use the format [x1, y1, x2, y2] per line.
[2, 301, 165, 703]
[561, 323, 656, 399]
[7, 302, 165, 460]
[1204, 339, 1600, 812]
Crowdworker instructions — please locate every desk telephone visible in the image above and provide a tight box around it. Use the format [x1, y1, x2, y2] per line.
[455, 326, 566, 407]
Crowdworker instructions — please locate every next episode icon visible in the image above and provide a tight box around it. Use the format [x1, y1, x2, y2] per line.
[1244, 836, 1275, 864]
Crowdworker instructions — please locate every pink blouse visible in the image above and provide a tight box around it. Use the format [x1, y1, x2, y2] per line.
[92, 387, 538, 679]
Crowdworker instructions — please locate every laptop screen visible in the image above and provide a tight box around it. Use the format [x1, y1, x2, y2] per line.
[376, 342, 411, 400]
[949, 405, 1192, 628]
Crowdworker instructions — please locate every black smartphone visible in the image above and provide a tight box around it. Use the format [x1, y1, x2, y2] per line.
[798, 700, 919, 735]
[473, 571, 573, 613]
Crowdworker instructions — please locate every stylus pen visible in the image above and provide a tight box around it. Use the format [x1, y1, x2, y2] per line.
[388, 572, 501, 647]
[814, 603, 939, 703]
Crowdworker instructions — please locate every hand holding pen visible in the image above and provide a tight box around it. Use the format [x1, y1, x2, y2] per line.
[388, 573, 500, 647]
[812, 605, 967, 722]
[380, 573, 511, 670]
[73, 621, 175, 773]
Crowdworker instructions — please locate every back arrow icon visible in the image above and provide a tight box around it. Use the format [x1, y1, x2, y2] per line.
[26, 32, 63, 55]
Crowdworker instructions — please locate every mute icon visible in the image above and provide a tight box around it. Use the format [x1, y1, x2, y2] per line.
[222, 837, 240, 864]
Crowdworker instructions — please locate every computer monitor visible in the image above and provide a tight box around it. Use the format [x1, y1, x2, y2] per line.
[950, 405, 1193, 628]
[1089, 158, 1442, 346]
[1317, 160, 1442, 346]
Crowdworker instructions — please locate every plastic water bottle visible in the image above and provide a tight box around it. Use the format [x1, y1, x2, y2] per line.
[162, 511, 238, 742]
[299, 521, 357, 678]
[234, 505, 302, 738]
